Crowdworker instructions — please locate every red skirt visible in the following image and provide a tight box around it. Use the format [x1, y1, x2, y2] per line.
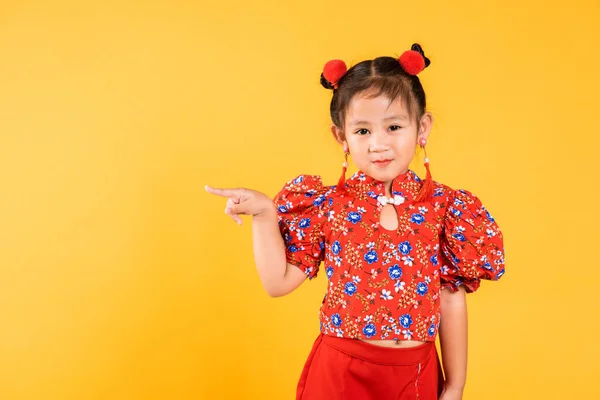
[296, 333, 445, 400]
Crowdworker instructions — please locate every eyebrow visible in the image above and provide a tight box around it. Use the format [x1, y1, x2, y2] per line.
[349, 115, 408, 125]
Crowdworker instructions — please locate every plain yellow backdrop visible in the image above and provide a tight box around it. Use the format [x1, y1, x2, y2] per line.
[1, 0, 599, 399]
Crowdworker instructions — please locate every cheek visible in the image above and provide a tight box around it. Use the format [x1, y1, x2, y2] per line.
[347, 136, 368, 153]
[393, 135, 418, 155]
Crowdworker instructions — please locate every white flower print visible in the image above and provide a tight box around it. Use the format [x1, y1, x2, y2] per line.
[395, 281, 406, 292]
[381, 289, 393, 300]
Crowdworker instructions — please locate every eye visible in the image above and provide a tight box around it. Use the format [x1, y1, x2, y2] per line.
[355, 129, 370, 135]
[389, 125, 403, 131]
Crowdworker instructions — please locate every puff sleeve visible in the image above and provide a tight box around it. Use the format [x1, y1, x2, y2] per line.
[273, 175, 329, 280]
[439, 188, 505, 293]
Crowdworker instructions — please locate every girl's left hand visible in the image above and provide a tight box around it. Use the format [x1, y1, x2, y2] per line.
[439, 384, 463, 400]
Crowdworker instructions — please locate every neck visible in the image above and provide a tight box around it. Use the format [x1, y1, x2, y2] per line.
[384, 181, 393, 197]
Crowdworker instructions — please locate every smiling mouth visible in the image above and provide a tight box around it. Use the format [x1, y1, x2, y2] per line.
[373, 159, 392, 166]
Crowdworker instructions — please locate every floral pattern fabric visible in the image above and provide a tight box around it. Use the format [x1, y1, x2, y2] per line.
[273, 169, 505, 342]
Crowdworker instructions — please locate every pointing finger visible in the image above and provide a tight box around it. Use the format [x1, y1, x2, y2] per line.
[205, 185, 240, 198]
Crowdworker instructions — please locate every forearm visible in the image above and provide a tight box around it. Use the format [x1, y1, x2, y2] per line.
[251, 205, 289, 295]
[439, 286, 468, 390]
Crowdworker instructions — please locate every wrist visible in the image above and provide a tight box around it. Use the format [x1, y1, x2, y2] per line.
[253, 203, 277, 220]
[444, 381, 465, 392]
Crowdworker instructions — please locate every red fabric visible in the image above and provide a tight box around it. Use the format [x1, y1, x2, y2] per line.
[273, 169, 505, 343]
[296, 333, 445, 400]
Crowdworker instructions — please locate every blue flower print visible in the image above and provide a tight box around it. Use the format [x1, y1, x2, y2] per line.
[483, 261, 492, 271]
[332, 241, 342, 255]
[288, 244, 298, 253]
[399, 314, 413, 328]
[428, 324, 436, 336]
[362, 324, 376, 338]
[293, 176, 304, 184]
[398, 241, 412, 255]
[313, 195, 326, 207]
[486, 209, 495, 223]
[332, 313, 342, 327]
[430, 254, 438, 266]
[454, 196, 465, 206]
[326, 266, 334, 279]
[348, 212, 362, 224]
[344, 282, 357, 296]
[451, 208, 462, 218]
[329, 197, 334, 206]
[319, 241, 325, 250]
[497, 268, 505, 279]
[451, 253, 461, 265]
[416, 282, 428, 296]
[278, 205, 288, 213]
[388, 264, 403, 280]
[284, 233, 292, 243]
[411, 213, 425, 225]
[364, 250, 378, 264]
[452, 233, 466, 242]
[298, 218, 311, 229]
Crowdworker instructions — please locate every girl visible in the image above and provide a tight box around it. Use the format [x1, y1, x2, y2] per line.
[206, 43, 505, 400]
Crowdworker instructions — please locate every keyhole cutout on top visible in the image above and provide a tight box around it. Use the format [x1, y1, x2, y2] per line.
[379, 204, 399, 231]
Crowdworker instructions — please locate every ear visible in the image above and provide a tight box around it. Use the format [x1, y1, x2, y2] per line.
[330, 124, 345, 145]
[418, 112, 434, 142]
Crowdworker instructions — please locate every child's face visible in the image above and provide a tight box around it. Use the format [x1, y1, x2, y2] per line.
[332, 93, 432, 191]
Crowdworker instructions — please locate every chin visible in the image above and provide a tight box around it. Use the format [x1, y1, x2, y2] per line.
[365, 166, 403, 183]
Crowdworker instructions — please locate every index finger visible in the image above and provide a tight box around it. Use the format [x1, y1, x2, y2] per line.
[204, 185, 241, 198]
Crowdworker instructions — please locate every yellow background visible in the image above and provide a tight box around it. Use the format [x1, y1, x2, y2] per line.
[1, 1, 598, 399]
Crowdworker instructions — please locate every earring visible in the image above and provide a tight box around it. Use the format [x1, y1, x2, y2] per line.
[337, 144, 350, 191]
[415, 136, 433, 202]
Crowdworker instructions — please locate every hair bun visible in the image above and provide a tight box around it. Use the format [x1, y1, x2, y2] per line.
[410, 43, 431, 68]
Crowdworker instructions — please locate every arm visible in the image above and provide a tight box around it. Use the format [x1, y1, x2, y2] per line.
[251, 206, 307, 297]
[439, 285, 468, 395]
[205, 184, 310, 298]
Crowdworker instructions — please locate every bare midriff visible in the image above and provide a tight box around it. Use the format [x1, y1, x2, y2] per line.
[360, 339, 428, 348]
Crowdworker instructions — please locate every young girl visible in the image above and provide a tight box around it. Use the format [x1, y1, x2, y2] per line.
[206, 43, 505, 400]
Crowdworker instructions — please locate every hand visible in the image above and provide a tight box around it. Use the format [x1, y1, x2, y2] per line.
[439, 382, 464, 400]
[205, 185, 275, 225]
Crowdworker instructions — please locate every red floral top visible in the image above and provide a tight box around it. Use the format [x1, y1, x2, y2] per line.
[273, 169, 505, 342]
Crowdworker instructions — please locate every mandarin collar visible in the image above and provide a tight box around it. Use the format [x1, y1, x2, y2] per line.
[345, 169, 423, 205]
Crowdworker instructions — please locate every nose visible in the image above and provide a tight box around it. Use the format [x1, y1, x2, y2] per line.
[368, 129, 390, 153]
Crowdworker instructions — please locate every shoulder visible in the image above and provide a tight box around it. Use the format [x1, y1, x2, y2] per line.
[433, 181, 498, 227]
[273, 174, 340, 213]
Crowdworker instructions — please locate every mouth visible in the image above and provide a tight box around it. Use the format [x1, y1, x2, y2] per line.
[372, 159, 393, 167]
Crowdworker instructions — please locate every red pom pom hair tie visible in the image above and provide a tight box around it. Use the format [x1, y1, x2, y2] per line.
[398, 44, 430, 76]
[322, 59, 347, 89]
